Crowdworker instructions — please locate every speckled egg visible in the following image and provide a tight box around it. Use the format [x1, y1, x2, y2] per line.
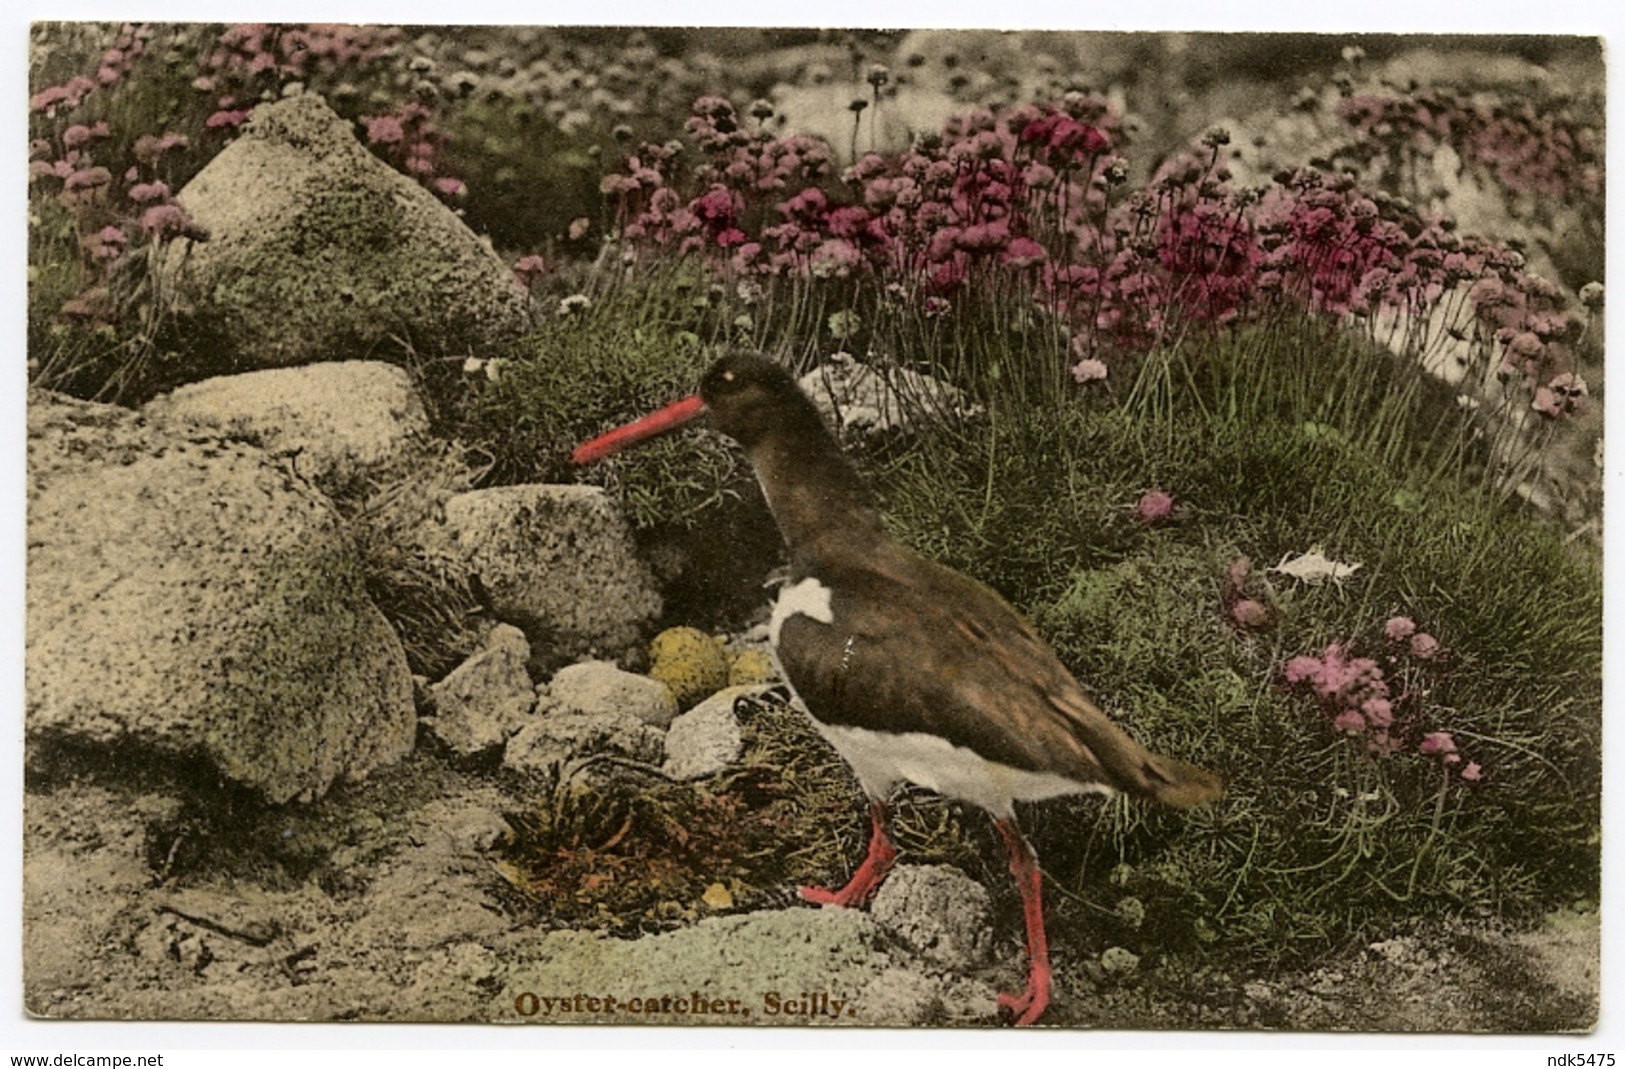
[647, 626, 730, 710]
[727, 648, 777, 687]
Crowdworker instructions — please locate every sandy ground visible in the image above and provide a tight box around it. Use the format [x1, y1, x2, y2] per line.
[22, 746, 1598, 1032]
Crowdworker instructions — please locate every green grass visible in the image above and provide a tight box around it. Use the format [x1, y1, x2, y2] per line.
[458, 262, 1599, 962]
[868, 322, 1600, 964]
[25, 22, 1600, 970]
[439, 266, 748, 526]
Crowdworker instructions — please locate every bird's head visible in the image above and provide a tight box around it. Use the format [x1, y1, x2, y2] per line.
[697, 351, 813, 450]
[571, 350, 812, 464]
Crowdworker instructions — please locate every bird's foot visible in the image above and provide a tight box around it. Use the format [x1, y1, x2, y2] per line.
[797, 883, 865, 908]
[797, 864, 888, 908]
[997, 971, 1051, 1027]
[801, 800, 896, 908]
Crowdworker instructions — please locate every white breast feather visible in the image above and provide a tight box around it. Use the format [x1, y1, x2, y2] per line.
[769, 576, 835, 646]
[813, 721, 1112, 820]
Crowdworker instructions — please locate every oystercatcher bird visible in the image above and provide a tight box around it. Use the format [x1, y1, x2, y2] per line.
[572, 351, 1223, 1026]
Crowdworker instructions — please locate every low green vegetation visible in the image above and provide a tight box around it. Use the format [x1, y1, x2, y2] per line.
[28, 22, 1601, 972]
[874, 335, 1598, 964]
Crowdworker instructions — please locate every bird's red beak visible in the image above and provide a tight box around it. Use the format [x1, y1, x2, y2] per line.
[569, 394, 708, 465]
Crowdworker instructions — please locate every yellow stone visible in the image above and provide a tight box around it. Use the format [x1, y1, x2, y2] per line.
[647, 626, 729, 710]
[727, 648, 777, 687]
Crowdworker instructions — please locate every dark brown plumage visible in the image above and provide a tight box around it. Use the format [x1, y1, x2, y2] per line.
[574, 350, 1223, 1025]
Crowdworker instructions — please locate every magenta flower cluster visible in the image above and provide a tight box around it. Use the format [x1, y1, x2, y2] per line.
[1467, 272, 1589, 418]
[1283, 617, 1480, 781]
[1338, 88, 1603, 203]
[603, 93, 1585, 411]
[29, 23, 151, 115]
[601, 95, 837, 257]
[30, 36, 207, 323]
[360, 101, 465, 198]
[603, 95, 1126, 286]
[193, 23, 401, 131]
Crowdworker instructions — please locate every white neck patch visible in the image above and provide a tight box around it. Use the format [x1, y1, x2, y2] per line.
[769, 576, 835, 646]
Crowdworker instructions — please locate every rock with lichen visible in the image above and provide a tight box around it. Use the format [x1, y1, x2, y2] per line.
[143, 361, 433, 498]
[503, 711, 665, 777]
[26, 391, 415, 804]
[869, 864, 994, 970]
[163, 92, 531, 376]
[425, 624, 536, 758]
[662, 685, 761, 780]
[495, 907, 996, 1025]
[436, 484, 662, 667]
[1101, 946, 1141, 975]
[543, 660, 678, 727]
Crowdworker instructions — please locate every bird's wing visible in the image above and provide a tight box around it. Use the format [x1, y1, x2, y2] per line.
[776, 548, 1222, 809]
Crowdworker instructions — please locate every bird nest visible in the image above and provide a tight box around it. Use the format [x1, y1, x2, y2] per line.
[497, 688, 987, 935]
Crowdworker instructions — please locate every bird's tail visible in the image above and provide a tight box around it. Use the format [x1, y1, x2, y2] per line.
[1134, 751, 1225, 809]
[1048, 689, 1225, 808]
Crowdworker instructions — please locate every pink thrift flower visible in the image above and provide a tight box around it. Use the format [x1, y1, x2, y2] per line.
[1332, 709, 1367, 735]
[364, 115, 406, 144]
[1135, 490, 1175, 523]
[63, 166, 112, 192]
[1360, 697, 1394, 727]
[60, 286, 115, 319]
[82, 226, 127, 261]
[140, 204, 202, 241]
[568, 217, 591, 241]
[957, 221, 1011, 255]
[1459, 762, 1483, 782]
[809, 239, 862, 278]
[127, 181, 170, 204]
[30, 85, 71, 113]
[1419, 731, 1457, 756]
[1072, 358, 1109, 385]
[1283, 655, 1322, 684]
[1001, 237, 1047, 268]
[1230, 598, 1272, 631]
[1409, 633, 1441, 659]
[1509, 331, 1544, 359]
[432, 177, 466, 198]
[512, 254, 549, 288]
[205, 108, 252, 129]
[926, 227, 963, 264]
[1384, 616, 1417, 642]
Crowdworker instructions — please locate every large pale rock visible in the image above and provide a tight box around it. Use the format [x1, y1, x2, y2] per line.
[497, 907, 996, 1025]
[144, 361, 431, 495]
[543, 660, 678, 727]
[870, 864, 995, 971]
[26, 392, 415, 803]
[661, 684, 756, 780]
[166, 92, 531, 373]
[425, 624, 536, 758]
[438, 484, 662, 664]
